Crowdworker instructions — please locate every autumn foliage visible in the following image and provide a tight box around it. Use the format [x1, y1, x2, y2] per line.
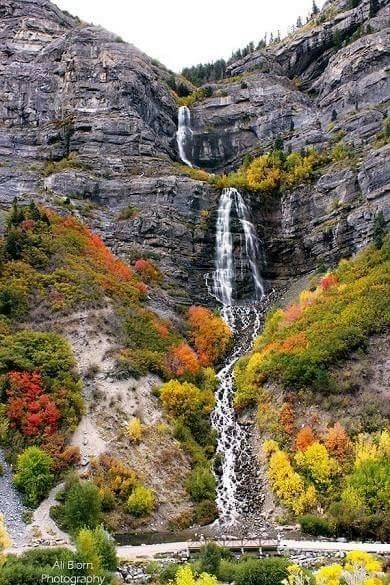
[6, 371, 60, 437]
[235, 239, 390, 405]
[320, 274, 338, 291]
[295, 426, 316, 451]
[133, 258, 162, 284]
[188, 306, 232, 366]
[165, 342, 201, 377]
[279, 402, 295, 435]
[160, 380, 215, 421]
[324, 423, 350, 461]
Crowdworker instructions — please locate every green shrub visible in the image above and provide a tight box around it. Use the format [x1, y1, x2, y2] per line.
[127, 486, 155, 517]
[235, 557, 289, 585]
[300, 514, 333, 536]
[372, 211, 387, 249]
[193, 499, 218, 525]
[13, 447, 54, 507]
[157, 562, 180, 583]
[76, 526, 117, 572]
[62, 480, 102, 532]
[185, 464, 216, 502]
[198, 542, 222, 575]
[42, 153, 87, 176]
[218, 559, 239, 582]
[117, 205, 139, 220]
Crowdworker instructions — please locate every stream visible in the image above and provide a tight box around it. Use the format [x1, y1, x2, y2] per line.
[177, 108, 270, 529]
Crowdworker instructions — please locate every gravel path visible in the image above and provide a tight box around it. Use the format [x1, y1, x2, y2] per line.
[0, 450, 27, 545]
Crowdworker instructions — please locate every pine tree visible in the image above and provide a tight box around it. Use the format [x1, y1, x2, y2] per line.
[296, 16, 303, 28]
[312, 1, 319, 16]
[369, 0, 379, 16]
[372, 211, 387, 249]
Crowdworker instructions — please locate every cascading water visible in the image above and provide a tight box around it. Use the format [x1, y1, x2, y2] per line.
[211, 187, 266, 526]
[213, 189, 235, 306]
[176, 106, 193, 167]
[213, 188, 264, 305]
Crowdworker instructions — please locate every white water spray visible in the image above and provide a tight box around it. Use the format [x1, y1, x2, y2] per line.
[213, 188, 264, 305]
[176, 106, 193, 167]
[211, 187, 265, 525]
[213, 189, 235, 306]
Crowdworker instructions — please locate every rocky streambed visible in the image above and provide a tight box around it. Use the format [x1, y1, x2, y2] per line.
[0, 449, 27, 545]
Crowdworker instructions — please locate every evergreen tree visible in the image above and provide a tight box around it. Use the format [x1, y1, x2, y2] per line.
[372, 211, 387, 249]
[28, 200, 41, 221]
[8, 198, 25, 228]
[312, 1, 320, 15]
[274, 135, 284, 151]
[369, 0, 379, 16]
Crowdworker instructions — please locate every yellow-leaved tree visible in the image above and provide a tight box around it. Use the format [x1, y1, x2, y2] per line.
[160, 380, 215, 421]
[294, 442, 338, 487]
[264, 442, 317, 514]
[126, 417, 142, 443]
[315, 551, 382, 585]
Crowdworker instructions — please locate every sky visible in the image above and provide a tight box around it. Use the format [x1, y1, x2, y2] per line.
[54, 0, 327, 72]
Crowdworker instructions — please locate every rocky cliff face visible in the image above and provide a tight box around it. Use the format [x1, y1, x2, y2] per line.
[189, 0, 389, 286]
[0, 0, 389, 305]
[0, 0, 219, 305]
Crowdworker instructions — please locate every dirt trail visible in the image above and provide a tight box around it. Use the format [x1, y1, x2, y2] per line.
[24, 484, 70, 547]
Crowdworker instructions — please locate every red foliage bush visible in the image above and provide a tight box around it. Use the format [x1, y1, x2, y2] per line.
[279, 402, 295, 435]
[134, 258, 162, 284]
[282, 304, 302, 325]
[7, 372, 60, 437]
[320, 274, 338, 291]
[20, 219, 36, 231]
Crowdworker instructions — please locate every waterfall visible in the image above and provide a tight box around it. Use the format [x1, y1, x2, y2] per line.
[211, 186, 265, 526]
[213, 187, 264, 305]
[176, 106, 193, 167]
[234, 191, 265, 299]
[212, 189, 235, 306]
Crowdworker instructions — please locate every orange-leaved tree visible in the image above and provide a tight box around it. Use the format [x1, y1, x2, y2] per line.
[295, 425, 316, 451]
[164, 342, 201, 377]
[324, 422, 350, 461]
[187, 306, 232, 367]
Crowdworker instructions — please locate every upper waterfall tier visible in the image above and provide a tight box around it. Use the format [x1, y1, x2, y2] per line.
[176, 106, 193, 167]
